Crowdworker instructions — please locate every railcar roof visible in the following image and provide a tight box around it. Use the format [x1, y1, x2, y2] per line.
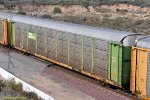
[136, 36, 150, 49]
[0, 12, 138, 42]
[0, 12, 12, 19]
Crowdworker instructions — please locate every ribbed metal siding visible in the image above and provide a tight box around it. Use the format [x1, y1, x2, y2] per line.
[15, 22, 37, 52]
[36, 28, 45, 56]
[57, 31, 68, 64]
[47, 29, 57, 60]
[147, 51, 150, 97]
[0, 19, 2, 41]
[28, 25, 36, 53]
[83, 36, 93, 72]
[21, 23, 28, 50]
[14, 22, 109, 80]
[136, 37, 150, 50]
[94, 39, 108, 79]
[69, 34, 82, 70]
[15, 22, 23, 48]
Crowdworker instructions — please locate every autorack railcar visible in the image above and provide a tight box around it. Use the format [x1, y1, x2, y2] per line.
[0, 13, 138, 89]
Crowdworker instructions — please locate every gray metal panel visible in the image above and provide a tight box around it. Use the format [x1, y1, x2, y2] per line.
[47, 29, 57, 60]
[136, 37, 150, 49]
[37, 33, 46, 56]
[69, 33, 82, 70]
[57, 35, 68, 64]
[93, 38, 108, 79]
[93, 66, 108, 79]
[15, 22, 22, 48]
[95, 38, 107, 50]
[22, 23, 28, 50]
[0, 12, 138, 43]
[83, 36, 92, 73]
[28, 38, 36, 53]
[147, 52, 150, 97]
[94, 49, 108, 60]
[0, 13, 12, 19]
[22, 34, 27, 49]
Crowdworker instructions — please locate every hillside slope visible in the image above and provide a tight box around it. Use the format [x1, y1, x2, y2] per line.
[0, 3, 150, 34]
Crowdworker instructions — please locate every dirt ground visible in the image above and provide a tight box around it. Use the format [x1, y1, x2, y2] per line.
[0, 46, 135, 100]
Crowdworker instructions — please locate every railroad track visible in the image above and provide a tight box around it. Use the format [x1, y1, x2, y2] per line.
[42, 65, 139, 100]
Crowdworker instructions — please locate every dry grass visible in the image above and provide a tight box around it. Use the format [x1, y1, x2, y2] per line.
[53, 13, 150, 34]
[0, 79, 42, 100]
[0, 3, 150, 34]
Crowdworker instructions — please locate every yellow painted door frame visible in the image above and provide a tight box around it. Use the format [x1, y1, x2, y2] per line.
[2, 20, 8, 45]
[130, 47, 137, 93]
[0, 20, 2, 44]
[130, 47, 148, 97]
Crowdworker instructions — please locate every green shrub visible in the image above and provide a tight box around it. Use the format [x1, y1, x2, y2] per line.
[81, 0, 89, 8]
[53, 7, 62, 14]
[17, 11, 26, 15]
[22, 91, 39, 99]
[0, 80, 6, 92]
[116, 8, 128, 13]
[41, 14, 52, 19]
[8, 81, 23, 92]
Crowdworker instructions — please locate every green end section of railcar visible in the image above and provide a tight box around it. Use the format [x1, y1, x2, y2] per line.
[109, 42, 131, 87]
[8, 22, 15, 46]
[122, 46, 131, 87]
[109, 42, 122, 86]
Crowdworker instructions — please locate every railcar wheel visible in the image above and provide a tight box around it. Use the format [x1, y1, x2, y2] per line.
[6, 44, 12, 49]
[23, 52, 30, 56]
